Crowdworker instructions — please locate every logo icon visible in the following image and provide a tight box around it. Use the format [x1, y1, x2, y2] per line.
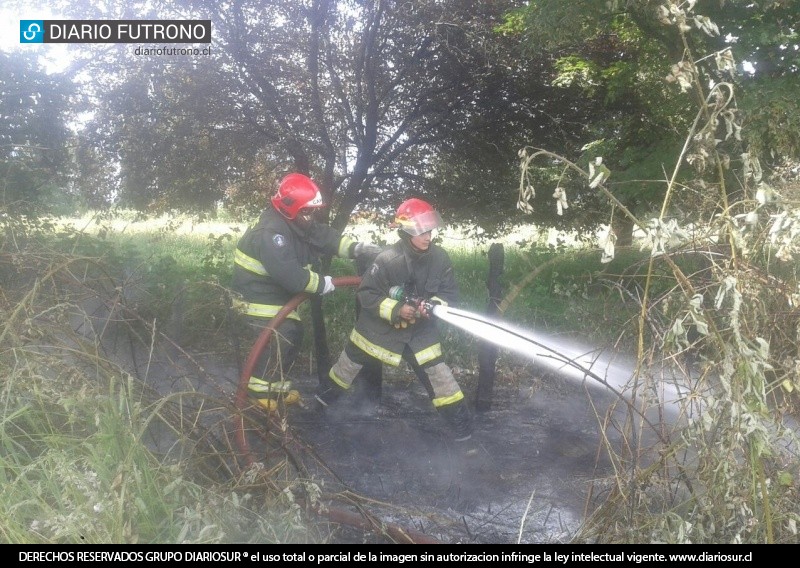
[20, 20, 44, 43]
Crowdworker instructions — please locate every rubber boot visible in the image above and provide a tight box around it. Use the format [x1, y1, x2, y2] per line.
[251, 391, 302, 413]
[248, 378, 301, 413]
[437, 399, 474, 442]
[351, 360, 383, 414]
[314, 372, 346, 412]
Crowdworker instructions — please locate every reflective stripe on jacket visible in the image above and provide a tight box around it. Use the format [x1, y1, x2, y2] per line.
[231, 207, 355, 319]
[352, 239, 458, 365]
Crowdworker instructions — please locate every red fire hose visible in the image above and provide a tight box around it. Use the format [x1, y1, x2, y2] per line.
[231, 276, 442, 544]
[233, 275, 361, 461]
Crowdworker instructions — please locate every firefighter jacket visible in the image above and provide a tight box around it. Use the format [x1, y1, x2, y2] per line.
[232, 206, 355, 321]
[351, 238, 458, 368]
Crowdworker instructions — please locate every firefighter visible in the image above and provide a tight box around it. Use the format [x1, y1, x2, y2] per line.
[316, 198, 474, 442]
[232, 173, 380, 412]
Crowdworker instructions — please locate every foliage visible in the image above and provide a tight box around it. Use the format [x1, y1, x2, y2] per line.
[9, 190, 799, 544]
[426, 4, 600, 236]
[516, 0, 800, 544]
[37, 0, 544, 233]
[0, 214, 330, 544]
[3, 0, 799, 542]
[504, 0, 800, 241]
[7, 207, 629, 543]
[739, 76, 800, 164]
[75, 55, 264, 213]
[7, 0, 796, 243]
[0, 52, 73, 213]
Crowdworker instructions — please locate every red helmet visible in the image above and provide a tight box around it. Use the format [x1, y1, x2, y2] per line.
[271, 173, 325, 219]
[394, 198, 442, 236]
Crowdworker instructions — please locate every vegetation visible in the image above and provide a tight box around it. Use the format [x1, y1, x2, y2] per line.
[1, 210, 621, 543]
[1, 0, 799, 544]
[515, 1, 800, 544]
[0, 52, 72, 215]
[0, 217, 336, 543]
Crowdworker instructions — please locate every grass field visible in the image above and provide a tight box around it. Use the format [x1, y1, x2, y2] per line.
[53, 210, 643, 364]
[4, 209, 799, 544]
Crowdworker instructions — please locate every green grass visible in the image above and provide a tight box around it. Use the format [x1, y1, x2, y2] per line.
[52, 210, 651, 368]
[5, 210, 800, 544]
[0, 347, 322, 544]
[0, 215, 331, 544]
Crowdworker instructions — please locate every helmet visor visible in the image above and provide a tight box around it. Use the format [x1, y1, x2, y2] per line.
[397, 209, 442, 236]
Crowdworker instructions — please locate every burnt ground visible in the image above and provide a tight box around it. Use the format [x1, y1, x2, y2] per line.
[243, 364, 626, 545]
[118, 326, 631, 545]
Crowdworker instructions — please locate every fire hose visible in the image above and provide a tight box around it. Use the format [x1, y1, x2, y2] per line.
[232, 275, 441, 544]
[231, 267, 681, 543]
[231, 275, 667, 542]
[383, 286, 667, 443]
[233, 275, 361, 460]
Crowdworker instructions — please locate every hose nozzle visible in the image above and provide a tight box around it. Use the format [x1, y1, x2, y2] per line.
[388, 285, 437, 318]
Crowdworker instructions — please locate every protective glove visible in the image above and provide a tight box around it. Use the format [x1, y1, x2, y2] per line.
[322, 275, 336, 295]
[353, 242, 382, 259]
[393, 303, 416, 328]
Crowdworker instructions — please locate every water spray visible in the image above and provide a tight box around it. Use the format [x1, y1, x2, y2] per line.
[439, 306, 624, 386]
[387, 286, 684, 439]
[388, 284, 624, 390]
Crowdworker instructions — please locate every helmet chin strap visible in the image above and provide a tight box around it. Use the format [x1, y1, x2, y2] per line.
[294, 209, 315, 225]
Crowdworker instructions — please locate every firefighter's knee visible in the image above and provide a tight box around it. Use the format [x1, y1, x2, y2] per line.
[328, 350, 363, 390]
[425, 362, 461, 399]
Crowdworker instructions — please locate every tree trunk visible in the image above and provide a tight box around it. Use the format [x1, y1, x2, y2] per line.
[476, 243, 504, 412]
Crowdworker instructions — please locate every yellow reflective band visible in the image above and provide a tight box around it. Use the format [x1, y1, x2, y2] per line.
[328, 368, 352, 390]
[240, 302, 301, 321]
[248, 378, 293, 393]
[234, 249, 268, 275]
[429, 296, 448, 307]
[350, 329, 402, 366]
[338, 236, 355, 258]
[304, 270, 320, 293]
[414, 343, 442, 366]
[379, 297, 399, 322]
[432, 390, 464, 408]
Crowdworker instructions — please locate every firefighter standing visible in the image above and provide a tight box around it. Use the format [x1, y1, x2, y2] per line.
[232, 173, 380, 411]
[316, 198, 474, 442]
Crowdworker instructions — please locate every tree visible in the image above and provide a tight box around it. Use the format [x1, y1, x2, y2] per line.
[507, 0, 800, 243]
[731, 0, 800, 164]
[78, 55, 263, 212]
[61, 0, 565, 231]
[0, 52, 72, 213]
[187, 0, 555, 230]
[426, 14, 602, 236]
